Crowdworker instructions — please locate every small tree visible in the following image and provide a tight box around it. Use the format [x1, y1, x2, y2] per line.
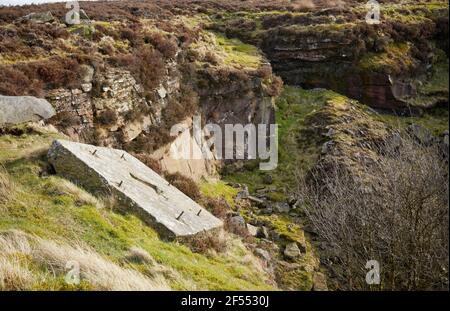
[298, 133, 449, 290]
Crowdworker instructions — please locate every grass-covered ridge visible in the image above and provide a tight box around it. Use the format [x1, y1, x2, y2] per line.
[358, 43, 416, 74]
[187, 20, 265, 70]
[214, 33, 263, 68]
[0, 128, 275, 291]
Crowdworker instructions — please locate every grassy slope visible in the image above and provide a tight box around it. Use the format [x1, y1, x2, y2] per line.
[224, 85, 448, 190]
[218, 86, 348, 290]
[1, 79, 446, 292]
[188, 26, 264, 69]
[222, 86, 342, 194]
[358, 43, 415, 73]
[219, 84, 448, 289]
[1, 2, 447, 290]
[0, 129, 275, 291]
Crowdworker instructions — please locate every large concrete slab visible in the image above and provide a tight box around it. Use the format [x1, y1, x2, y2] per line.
[47, 139, 223, 239]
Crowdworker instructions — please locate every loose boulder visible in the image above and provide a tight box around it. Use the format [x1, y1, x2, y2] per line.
[284, 242, 302, 260]
[229, 215, 246, 229]
[21, 11, 54, 23]
[0, 95, 56, 127]
[47, 140, 223, 239]
[254, 248, 271, 263]
[246, 224, 258, 237]
[274, 202, 290, 214]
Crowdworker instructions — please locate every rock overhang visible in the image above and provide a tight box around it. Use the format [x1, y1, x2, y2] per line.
[47, 139, 223, 239]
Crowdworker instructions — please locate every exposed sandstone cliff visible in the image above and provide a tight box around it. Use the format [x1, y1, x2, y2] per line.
[17, 17, 281, 180]
[209, 2, 449, 113]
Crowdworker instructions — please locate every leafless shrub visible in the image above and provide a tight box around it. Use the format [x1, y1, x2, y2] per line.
[50, 111, 81, 127]
[299, 133, 449, 290]
[185, 229, 228, 254]
[97, 109, 118, 126]
[124, 246, 155, 264]
[164, 172, 201, 201]
[201, 197, 231, 219]
[0, 230, 170, 291]
[144, 31, 178, 59]
[132, 153, 163, 175]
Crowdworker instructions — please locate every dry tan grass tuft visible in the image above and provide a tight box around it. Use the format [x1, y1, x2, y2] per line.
[0, 230, 32, 254]
[185, 229, 229, 255]
[123, 246, 199, 290]
[33, 239, 170, 291]
[0, 230, 170, 291]
[124, 246, 156, 264]
[0, 230, 35, 291]
[0, 165, 14, 209]
[50, 177, 105, 208]
[0, 257, 35, 291]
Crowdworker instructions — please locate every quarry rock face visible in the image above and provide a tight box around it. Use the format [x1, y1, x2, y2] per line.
[46, 67, 156, 146]
[197, 68, 275, 128]
[46, 62, 275, 181]
[263, 32, 412, 111]
[222, 12, 444, 113]
[152, 118, 219, 181]
[0, 95, 56, 126]
[47, 139, 223, 239]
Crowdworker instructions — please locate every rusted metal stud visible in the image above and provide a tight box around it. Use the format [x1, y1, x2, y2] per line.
[176, 211, 184, 220]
